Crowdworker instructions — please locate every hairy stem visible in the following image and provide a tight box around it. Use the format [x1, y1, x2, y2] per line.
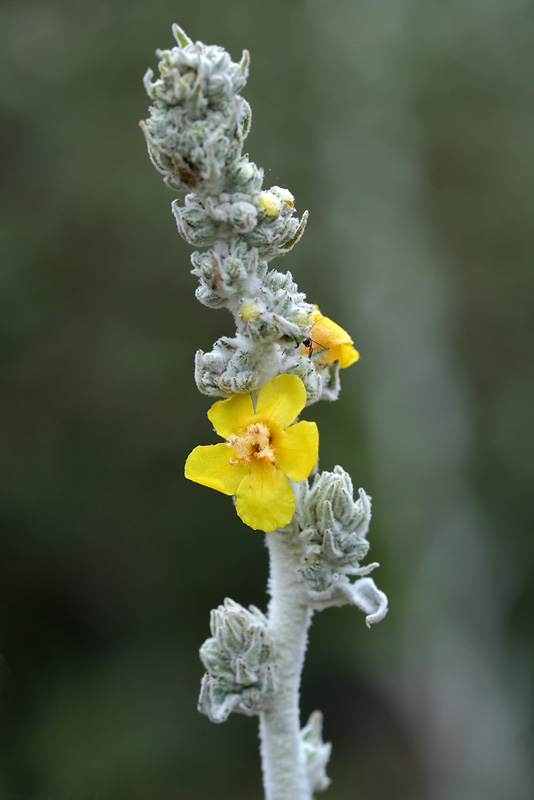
[260, 526, 313, 800]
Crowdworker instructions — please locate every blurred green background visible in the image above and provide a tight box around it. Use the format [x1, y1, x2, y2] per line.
[1, 0, 533, 798]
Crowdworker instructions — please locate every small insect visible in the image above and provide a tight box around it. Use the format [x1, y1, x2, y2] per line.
[300, 317, 329, 359]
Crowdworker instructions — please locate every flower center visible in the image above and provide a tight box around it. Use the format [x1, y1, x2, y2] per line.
[228, 422, 276, 466]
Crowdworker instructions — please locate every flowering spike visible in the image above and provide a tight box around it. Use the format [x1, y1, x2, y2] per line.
[141, 29, 361, 405]
[141, 27, 390, 798]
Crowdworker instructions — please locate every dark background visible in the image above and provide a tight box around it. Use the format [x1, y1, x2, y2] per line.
[1, 1, 533, 798]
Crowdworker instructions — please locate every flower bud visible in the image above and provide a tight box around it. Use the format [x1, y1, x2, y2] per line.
[296, 467, 388, 623]
[198, 598, 276, 722]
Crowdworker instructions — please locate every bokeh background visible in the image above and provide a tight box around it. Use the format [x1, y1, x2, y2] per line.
[1, 0, 533, 798]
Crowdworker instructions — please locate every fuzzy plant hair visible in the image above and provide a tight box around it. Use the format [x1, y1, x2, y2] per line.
[141, 24, 388, 800]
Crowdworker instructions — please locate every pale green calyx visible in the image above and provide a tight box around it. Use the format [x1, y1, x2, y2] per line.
[301, 711, 332, 794]
[198, 598, 276, 723]
[141, 25, 342, 405]
[296, 466, 388, 625]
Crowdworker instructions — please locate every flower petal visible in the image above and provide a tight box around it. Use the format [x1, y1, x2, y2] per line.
[254, 374, 307, 430]
[315, 315, 352, 347]
[333, 342, 360, 368]
[315, 342, 359, 368]
[185, 443, 247, 495]
[235, 461, 295, 531]
[207, 392, 254, 438]
[305, 308, 359, 368]
[275, 420, 319, 482]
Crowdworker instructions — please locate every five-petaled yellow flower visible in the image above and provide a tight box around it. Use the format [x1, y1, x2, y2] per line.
[301, 307, 359, 368]
[185, 374, 319, 532]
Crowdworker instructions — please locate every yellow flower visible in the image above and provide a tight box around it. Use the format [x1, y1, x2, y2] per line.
[301, 307, 359, 368]
[257, 191, 280, 217]
[240, 300, 261, 322]
[185, 374, 319, 532]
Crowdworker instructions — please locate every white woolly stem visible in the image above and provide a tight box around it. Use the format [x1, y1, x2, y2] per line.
[260, 527, 313, 800]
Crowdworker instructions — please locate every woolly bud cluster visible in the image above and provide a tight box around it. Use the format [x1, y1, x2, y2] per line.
[173, 188, 308, 258]
[141, 24, 251, 195]
[296, 466, 388, 625]
[141, 25, 341, 405]
[194, 334, 340, 401]
[198, 598, 276, 722]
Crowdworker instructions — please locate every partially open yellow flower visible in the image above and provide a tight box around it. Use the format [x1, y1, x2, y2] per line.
[301, 307, 359, 368]
[257, 191, 280, 217]
[240, 300, 261, 322]
[185, 374, 319, 532]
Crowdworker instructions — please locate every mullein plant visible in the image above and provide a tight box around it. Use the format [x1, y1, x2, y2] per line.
[141, 25, 388, 800]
